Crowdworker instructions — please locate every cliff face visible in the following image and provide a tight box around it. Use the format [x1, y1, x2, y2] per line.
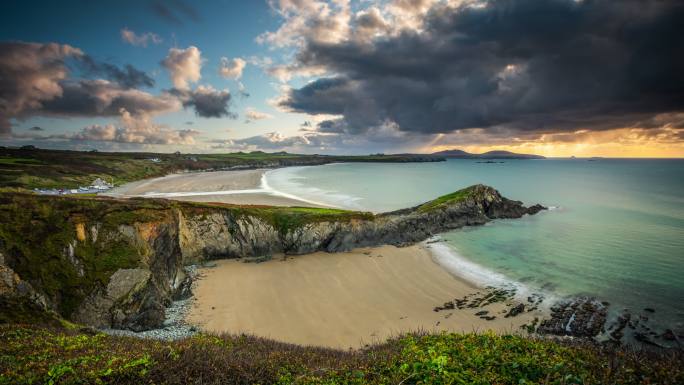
[0, 184, 544, 331]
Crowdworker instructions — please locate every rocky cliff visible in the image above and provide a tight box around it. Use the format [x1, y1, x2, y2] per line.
[0, 184, 544, 331]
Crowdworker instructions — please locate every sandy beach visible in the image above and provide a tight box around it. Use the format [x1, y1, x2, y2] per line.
[106, 169, 323, 207]
[187, 244, 544, 349]
[110, 169, 546, 349]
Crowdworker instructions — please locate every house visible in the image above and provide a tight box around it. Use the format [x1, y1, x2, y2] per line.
[91, 178, 113, 190]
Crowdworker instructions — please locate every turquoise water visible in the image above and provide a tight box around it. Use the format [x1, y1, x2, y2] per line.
[267, 159, 684, 334]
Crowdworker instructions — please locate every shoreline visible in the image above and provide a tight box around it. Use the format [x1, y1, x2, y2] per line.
[105, 167, 552, 348]
[101, 167, 656, 348]
[185, 243, 547, 349]
[105, 168, 333, 208]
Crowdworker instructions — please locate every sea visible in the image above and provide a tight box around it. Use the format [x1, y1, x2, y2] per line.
[265, 158, 684, 342]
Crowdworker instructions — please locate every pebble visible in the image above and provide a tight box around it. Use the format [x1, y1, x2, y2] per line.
[100, 265, 200, 341]
[100, 298, 198, 341]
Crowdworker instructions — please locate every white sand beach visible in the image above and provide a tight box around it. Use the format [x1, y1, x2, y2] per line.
[106, 169, 324, 207]
[110, 169, 545, 349]
[186, 244, 544, 349]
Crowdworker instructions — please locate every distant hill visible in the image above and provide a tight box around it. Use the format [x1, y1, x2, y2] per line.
[431, 149, 545, 159]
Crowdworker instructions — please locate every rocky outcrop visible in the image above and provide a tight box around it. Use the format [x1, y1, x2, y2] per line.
[0, 184, 545, 331]
[537, 297, 608, 337]
[0, 252, 56, 324]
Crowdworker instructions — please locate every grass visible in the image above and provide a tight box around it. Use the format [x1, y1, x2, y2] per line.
[238, 206, 374, 235]
[0, 193, 155, 317]
[0, 325, 681, 385]
[417, 186, 477, 213]
[0, 157, 43, 165]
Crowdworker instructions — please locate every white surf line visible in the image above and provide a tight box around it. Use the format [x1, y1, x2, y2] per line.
[259, 171, 339, 208]
[423, 237, 556, 307]
[131, 171, 339, 209]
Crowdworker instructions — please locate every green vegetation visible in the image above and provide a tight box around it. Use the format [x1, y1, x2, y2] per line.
[0, 192, 371, 319]
[417, 186, 477, 213]
[0, 193, 166, 317]
[0, 148, 441, 190]
[0, 325, 681, 384]
[0, 156, 43, 166]
[235, 206, 374, 235]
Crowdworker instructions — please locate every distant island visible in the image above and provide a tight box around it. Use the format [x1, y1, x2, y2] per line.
[430, 149, 545, 159]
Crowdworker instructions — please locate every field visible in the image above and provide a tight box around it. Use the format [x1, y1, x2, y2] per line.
[0, 148, 440, 190]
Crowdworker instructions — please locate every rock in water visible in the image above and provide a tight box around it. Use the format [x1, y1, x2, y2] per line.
[538, 297, 607, 337]
[662, 329, 676, 341]
[609, 312, 631, 341]
[505, 303, 525, 318]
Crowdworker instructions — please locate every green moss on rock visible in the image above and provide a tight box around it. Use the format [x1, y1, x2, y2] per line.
[417, 185, 477, 213]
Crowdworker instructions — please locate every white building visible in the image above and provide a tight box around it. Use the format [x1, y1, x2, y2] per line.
[91, 178, 113, 190]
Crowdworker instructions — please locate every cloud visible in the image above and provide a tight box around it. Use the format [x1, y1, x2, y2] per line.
[73, 123, 116, 141]
[172, 85, 236, 118]
[0, 41, 183, 138]
[161, 46, 202, 90]
[0, 40, 243, 143]
[212, 120, 421, 153]
[39, 79, 181, 118]
[150, 0, 200, 25]
[78, 55, 154, 89]
[219, 57, 246, 80]
[353, 7, 389, 42]
[257, 0, 351, 48]
[0, 42, 83, 136]
[213, 131, 314, 150]
[71, 108, 199, 144]
[120, 28, 162, 47]
[270, 0, 684, 142]
[244, 107, 273, 123]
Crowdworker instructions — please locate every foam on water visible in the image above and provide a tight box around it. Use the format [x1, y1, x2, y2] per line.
[263, 167, 367, 210]
[425, 238, 551, 304]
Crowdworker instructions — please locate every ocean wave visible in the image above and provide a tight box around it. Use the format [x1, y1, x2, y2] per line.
[259, 172, 339, 208]
[425, 238, 555, 305]
[263, 167, 366, 210]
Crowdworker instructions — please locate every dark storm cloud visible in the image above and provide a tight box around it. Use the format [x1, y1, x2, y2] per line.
[279, 0, 684, 136]
[40, 80, 179, 118]
[0, 42, 82, 136]
[79, 56, 155, 89]
[172, 86, 236, 119]
[150, 0, 201, 25]
[0, 41, 178, 137]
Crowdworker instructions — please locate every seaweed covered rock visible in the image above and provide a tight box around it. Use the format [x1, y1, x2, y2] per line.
[538, 297, 608, 337]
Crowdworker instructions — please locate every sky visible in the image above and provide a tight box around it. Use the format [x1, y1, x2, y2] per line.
[0, 0, 683, 157]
